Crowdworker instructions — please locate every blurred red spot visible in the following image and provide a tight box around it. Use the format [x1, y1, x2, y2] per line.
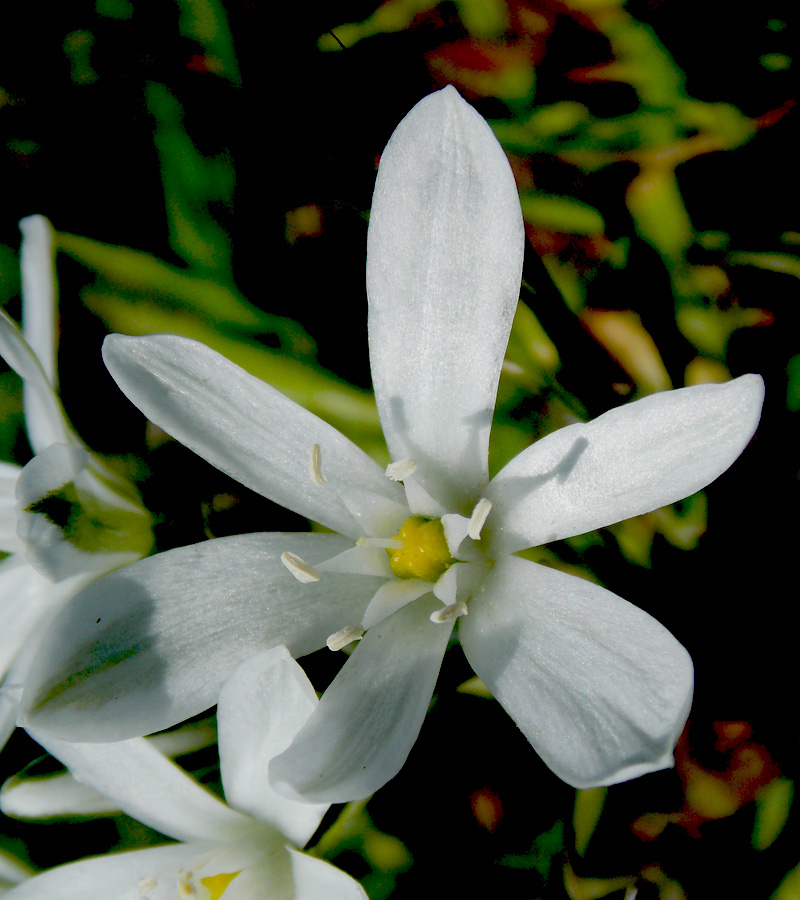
[471, 787, 503, 832]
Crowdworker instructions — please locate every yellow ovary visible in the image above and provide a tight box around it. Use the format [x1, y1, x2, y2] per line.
[387, 516, 454, 583]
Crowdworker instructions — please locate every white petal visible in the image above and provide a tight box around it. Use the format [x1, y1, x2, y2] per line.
[0, 463, 23, 554]
[487, 375, 764, 553]
[1, 769, 119, 819]
[0, 555, 88, 679]
[19, 216, 57, 384]
[0, 843, 213, 900]
[15, 444, 143, 582]
[441, 512, 471, 557]
[18, 215, 67, 457]
[316, 544, 392, 577]
[103, 333, 408, 538]
[27, 730, 249, 842]
[289, 849, 368, 900]
[218, 647, 328, 846]
[432, 562, 462, 606]
[360, 577, 431, 629]
[0, 310, 75, 455]
[204, 833, 293, 900]
[458, 555, 693, 789]
[269, 596, 452, 803]
[20, 533, 385, 741]
[0, 848, 30, 888]
[367, 86, 525, 510]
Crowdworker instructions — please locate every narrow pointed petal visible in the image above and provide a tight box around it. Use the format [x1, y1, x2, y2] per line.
[103, 333, 407, 539]
[367, 86, 525, 510]
[26, 731, 248, 843]
[0, 310, 75, 454]
[459, 556, 693, 789]
[218, 647, 328, 846]
[20, 533, 386, 741]
[487, 375, 764, 553]
[19, 216, 58, 388]
[18, 215, 66, 456]
[270, 596, 452, 803]
[1, 768, 120, 819]
[289, 849, 369, 900]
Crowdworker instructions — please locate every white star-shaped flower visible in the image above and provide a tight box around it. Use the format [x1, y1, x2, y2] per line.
[0, 216, 152, 749]
[3, 647, 366, 899]
[20, 87, 763, 801]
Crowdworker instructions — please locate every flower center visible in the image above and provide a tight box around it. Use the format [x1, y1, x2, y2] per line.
[387, 516, 455, 583]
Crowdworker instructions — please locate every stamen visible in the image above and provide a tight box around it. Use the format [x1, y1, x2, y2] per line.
[177, 870, 196, 898]
[430, 600, 468, 624]
[468, 498, 492, 540]
[138, 876, 157, 895]
[327, 624, 365, 651]
[309, 444, 327, 486]
[385, 457, 417, 481]
[357, 536, 403, 550]
[280, 551, 321, 583]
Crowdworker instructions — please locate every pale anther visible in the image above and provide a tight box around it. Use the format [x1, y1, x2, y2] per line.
[138, 876, 157, 894]
[327, 624, 365, 651]
[430, 600, 468, 624]
[280, 551, 321, 583]
[309, 443, 327, 486]
[468, 497, 493, 540]
[385, 457, 417, 481]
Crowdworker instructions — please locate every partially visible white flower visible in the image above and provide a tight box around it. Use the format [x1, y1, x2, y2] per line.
[0, 849, 31, 895]
[0, 215, 152, 747]
[2, 646, 366, 900]
[19, 89, 763, 800]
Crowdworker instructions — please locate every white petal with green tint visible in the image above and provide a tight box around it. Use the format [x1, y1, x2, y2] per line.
[459, 555, 693, 789]
[486, 375, 764, 554]
[103, 333, 408, 538]
[20, 533, 385, 741]
[15, 443, 146, 582]
[270, 596, 452, 803]
[367, 86, 524, 510]
[218, 647, 328, 847]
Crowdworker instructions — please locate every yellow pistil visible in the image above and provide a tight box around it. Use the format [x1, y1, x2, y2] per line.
[200, 871, 241, 899]
[387, 516, 454, 583]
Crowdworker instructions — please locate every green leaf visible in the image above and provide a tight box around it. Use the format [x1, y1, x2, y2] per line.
[753, 778, 793, 851]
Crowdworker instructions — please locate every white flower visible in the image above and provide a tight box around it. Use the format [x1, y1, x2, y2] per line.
[3, 646, 366, 900]
[19, 88, 763, 801]
[0, 217, 152, 749]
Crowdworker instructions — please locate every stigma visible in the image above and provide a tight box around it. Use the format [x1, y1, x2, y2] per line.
[387, 516, 455, 583]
